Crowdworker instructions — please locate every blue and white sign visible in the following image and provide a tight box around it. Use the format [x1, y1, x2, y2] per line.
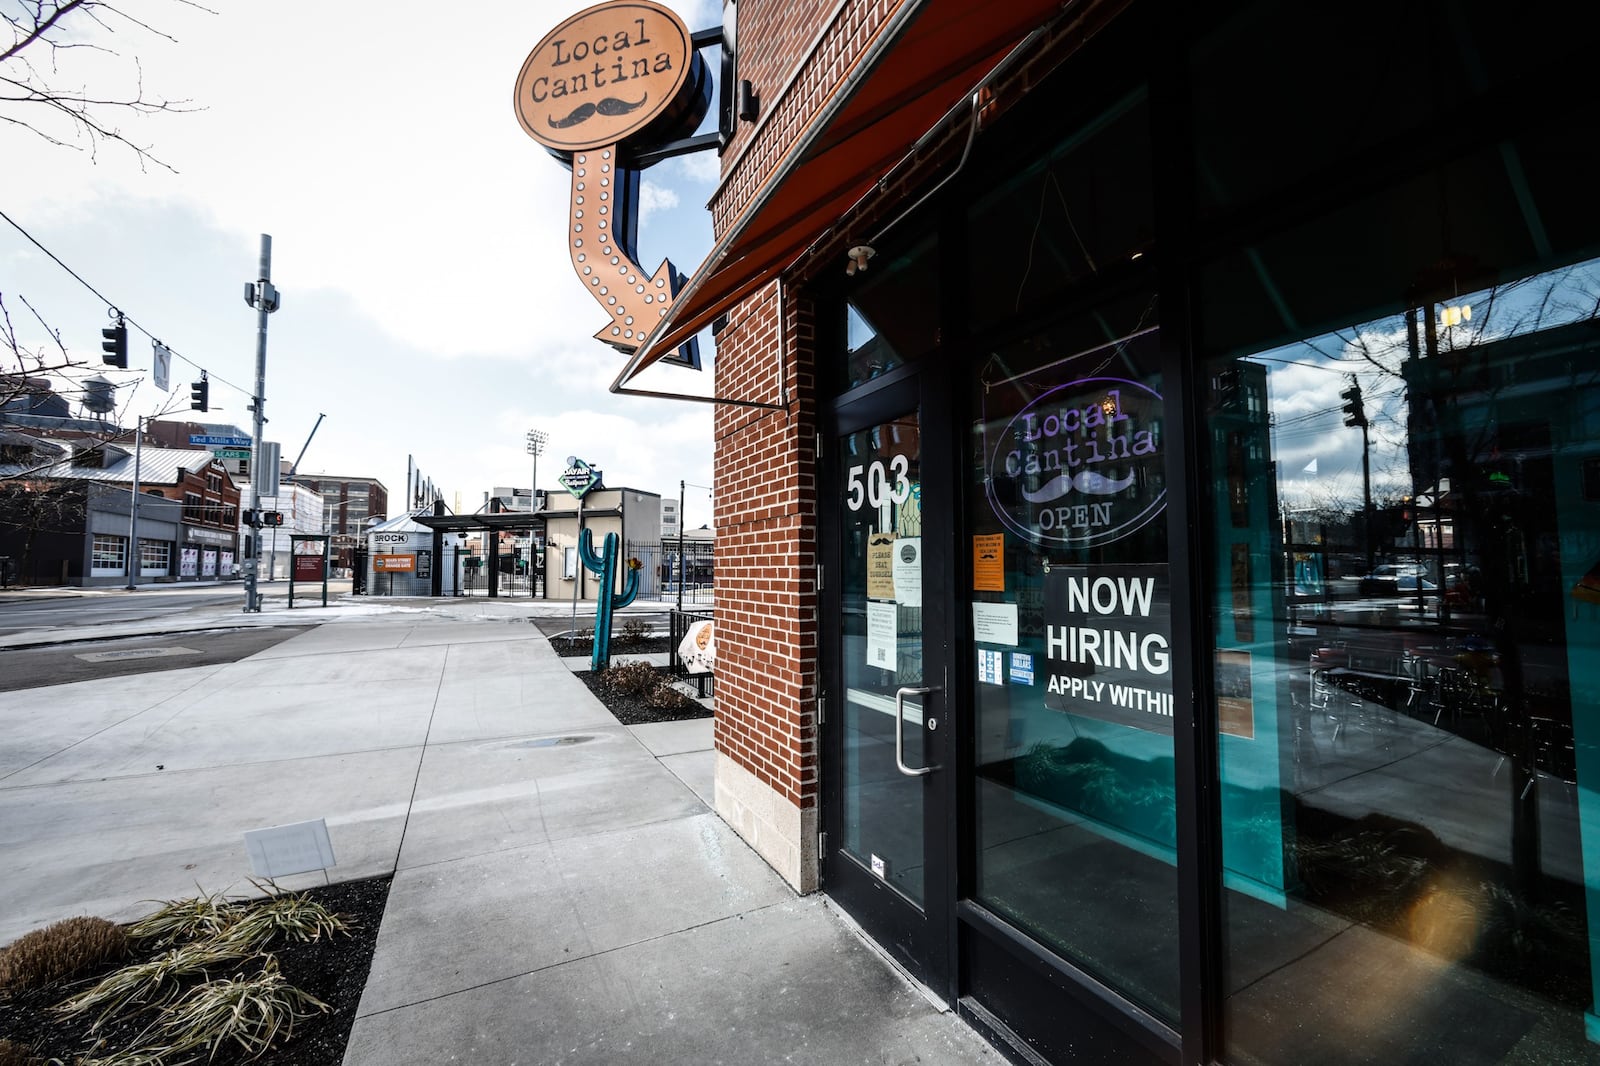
[189, 434, 251, 447]
[977, 649, 1004, 686]
[1010, 652, 1035, 686]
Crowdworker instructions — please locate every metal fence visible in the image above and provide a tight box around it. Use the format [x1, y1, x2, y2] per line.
[632, 538, 714, 604]
[669, 607, 715, 697]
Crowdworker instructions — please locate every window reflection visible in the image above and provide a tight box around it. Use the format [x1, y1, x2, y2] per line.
[970, 303, 1178, 1020]
[842, 235, 939, 390]
[1211, 256, 1600, 1063]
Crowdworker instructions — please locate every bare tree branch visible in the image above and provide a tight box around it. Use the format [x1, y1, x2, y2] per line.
[2, 0, 210, 171]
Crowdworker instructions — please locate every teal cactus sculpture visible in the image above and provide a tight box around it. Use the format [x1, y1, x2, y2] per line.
[579, 527, 640, 670]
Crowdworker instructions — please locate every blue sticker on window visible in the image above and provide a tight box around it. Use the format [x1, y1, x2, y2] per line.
[978, 649, 1004, 685]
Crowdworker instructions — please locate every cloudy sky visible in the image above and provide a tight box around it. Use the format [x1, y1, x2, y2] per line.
[1, 0, 724, 527]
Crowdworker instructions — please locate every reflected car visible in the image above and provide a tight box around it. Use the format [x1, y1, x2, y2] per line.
[1358, 564, 1435, 596]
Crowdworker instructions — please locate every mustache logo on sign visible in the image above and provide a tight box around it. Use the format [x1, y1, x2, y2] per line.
[547, 94, 649, 129]
[1020, 469, 1138, 502]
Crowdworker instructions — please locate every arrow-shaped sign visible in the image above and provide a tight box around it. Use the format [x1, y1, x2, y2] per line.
[565, 144, 682, 352]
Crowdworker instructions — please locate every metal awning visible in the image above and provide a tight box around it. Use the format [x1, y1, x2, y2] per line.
[612, 0, 1079, 393]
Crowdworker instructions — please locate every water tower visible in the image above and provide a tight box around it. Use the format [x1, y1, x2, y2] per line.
[82, 376, 117, 416]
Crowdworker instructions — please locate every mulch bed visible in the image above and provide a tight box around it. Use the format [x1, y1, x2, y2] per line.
[548, 634, 669, 657]
[576, 668, 713, 725]
[0, 874, 391, 1066]
[551, 632, 711, 726]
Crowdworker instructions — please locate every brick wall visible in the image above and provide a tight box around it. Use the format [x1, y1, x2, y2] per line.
[714, 0, 905, 232]
[706, 0, 903, 890]
[714, 282, 818, 796]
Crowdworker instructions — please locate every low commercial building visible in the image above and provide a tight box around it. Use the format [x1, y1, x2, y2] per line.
[0, 434, 238, 585]
[541, 486, 662, 601]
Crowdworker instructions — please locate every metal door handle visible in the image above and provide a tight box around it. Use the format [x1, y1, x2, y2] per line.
[895, 686, 938, 777]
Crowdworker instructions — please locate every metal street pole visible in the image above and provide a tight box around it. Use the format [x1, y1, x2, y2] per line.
[243, 234, 281, 613]
[677, 478, 685, 612]
[526, 428, 547, 598]
[125, 416, 144, 591]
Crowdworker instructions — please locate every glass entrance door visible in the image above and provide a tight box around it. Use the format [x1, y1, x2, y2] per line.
[822, 373, 952, 995]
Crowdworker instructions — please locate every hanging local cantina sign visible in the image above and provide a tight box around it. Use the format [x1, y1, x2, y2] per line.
[514, 1, 711, 361]
[986, 376, 1166, 549]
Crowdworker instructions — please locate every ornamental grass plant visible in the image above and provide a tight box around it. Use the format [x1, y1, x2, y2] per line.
[55, 942, 250, 1029]
[0, 877, 380, 1066]
[146, 957, 330, 1063]
[126, 892, 242, 951]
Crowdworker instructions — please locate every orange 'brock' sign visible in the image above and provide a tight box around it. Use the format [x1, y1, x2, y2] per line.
[513, 1, 695, 155]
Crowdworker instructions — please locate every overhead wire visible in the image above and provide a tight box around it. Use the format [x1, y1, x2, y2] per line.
[0, 206, 251, 400]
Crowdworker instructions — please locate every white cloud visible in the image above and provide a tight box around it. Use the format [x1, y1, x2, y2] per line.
[674, 150, 722, 186]
[639, 182, 681, 225]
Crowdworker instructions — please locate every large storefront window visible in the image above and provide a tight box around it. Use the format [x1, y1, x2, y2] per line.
[90, 534, 125, 576]
[969, 293, 1177, 1019]
[1203, 241, 1600, 1060]
[138, 539, 170, 577]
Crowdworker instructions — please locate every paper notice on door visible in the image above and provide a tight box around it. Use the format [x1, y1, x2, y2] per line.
[866, 534, 896, 601]
[971, 601, 1019, 646]
[866, 600, 898, 671]
[973, 534, 1005, 592]
[893, 537, 922, 607]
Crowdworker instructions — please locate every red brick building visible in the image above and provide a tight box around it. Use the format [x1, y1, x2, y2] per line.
[596, 2, 1600, 1063]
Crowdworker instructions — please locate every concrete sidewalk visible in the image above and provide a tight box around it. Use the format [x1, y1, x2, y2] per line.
[0, 614, 994, 1064]
[0, 589, 691, 651]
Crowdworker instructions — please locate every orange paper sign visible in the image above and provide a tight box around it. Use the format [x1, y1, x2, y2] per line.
[973, 534, 1005, 592]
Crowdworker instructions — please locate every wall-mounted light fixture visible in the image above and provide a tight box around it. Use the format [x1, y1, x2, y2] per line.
[738, 79, 759, 122]
[845, 244, 876, 277]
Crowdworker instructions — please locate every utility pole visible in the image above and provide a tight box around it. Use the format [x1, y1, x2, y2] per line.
[125, 416, 144, 591]
[242, 234, 281, 613]
[527, 428, 547, 598]
[677, 478, 685, 612]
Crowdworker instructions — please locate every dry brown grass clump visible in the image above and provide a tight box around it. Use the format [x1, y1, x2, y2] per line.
[0, 917, 129, 994]
[596, 660, 700, 711]
[0, 1037, 47, 1066]
[595, 659, 658, 695]
[645, 678, 700, 710]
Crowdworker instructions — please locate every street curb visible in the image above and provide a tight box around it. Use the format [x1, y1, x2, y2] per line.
[0, 618, 316, 652]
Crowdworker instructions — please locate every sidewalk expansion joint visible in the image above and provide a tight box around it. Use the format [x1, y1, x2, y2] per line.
[354, 898, 799, 1021]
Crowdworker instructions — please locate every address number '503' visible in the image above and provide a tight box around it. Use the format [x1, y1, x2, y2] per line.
[846, 456, 911, 511]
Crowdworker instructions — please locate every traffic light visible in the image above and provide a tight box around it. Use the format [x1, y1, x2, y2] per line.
[263, 511, 284, 527]
[101, 319, 127, 368]
[1341, 383, 1367, 427]
[190, 373, 209, 412]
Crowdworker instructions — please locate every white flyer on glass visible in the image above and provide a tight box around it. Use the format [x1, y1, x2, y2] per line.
[893, 537, 922, 607]
[866, 600, 898, 671]
[971, 601, 1019, 645]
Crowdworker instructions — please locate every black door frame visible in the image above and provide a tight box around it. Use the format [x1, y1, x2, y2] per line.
[819, 360, 960, 1002]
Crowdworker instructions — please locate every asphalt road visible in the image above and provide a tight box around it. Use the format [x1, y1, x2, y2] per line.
[0, 581, 350, 637]
[0, 626, 312, 692]
[0, 585, 247, 636]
